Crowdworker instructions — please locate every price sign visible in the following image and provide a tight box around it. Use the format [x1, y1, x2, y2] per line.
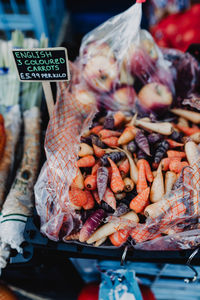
[12, 47, 70, 82]
[12, 47, 70, 116]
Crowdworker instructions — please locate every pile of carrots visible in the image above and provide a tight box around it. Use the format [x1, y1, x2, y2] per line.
[66, 108, 200, 247]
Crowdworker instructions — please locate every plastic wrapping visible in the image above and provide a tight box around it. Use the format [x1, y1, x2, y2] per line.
[35, 2, 200, 250]
[0, 107, 41, 252]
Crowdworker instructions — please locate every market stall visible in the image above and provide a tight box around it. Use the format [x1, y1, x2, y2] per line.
[0, 0, 200, 299]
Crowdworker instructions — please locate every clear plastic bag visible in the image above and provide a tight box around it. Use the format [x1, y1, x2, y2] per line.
[35, 2, 200, 250]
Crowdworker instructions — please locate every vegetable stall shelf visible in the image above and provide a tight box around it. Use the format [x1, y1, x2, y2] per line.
[9, 214, 198, 266]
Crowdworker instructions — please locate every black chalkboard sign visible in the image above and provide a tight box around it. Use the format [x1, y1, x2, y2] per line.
[12, 47, 70, 82]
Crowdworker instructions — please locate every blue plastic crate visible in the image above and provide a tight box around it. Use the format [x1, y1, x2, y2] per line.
[0, 0, 66, 45]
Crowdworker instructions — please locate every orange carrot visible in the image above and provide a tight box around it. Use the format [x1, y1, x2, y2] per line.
[161, 157, 181, 171]
[103, 187, 116, 210]
[169, 159, 189, 174]
[84, 174, 97, 190]
[99, 129, 121, 139]
[90, 125, 103, 135]
[108, 157, 125, 193]
[130, 187, 150, 213]
[93, 144, 105, 158]
[167, 151, 186, 159]
[102, 137, 119, 147]
[69, 187, 88, 206]
[91, 160, 101, 175]
[113, 111, 125, 127]
[137, 159, 153, 183]
[83, 190, 95, 210]
[118, 159, 130, 178]
[118, 126, 136, 145]
[176, 125, 200, 136]
[166, 139, 184, 148]
[71, 167, 84, 189]
[109, 228, 130, 247]
[92, 190, 101, 205]
[136, 161, 148, 194]
[77, 155, 95, 167]
[79, 143, 94, 157]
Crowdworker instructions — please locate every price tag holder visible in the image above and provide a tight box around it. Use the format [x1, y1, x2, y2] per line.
[12, 47, 70, 116]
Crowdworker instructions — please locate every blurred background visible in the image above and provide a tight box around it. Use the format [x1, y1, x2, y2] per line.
[0, 0, 200, 299]
[1, 0, 200, 59]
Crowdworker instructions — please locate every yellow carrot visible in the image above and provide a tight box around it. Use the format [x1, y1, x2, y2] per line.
[164, 171, 177, 195]
[136, 119, 173, 135]
[185, 140, 200, 165]
[78, 143, 94, 157]
[150, 164, 164, 203]
[117, 147, 138, 184]
[171, 108, 200, 124]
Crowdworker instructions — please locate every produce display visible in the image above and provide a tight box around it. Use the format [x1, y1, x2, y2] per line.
[35, 2, 200, 250]
[0, 31, 46, 265]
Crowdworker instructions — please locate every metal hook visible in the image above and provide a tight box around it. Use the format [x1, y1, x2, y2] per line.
[120, 245, 128, 266]
[184, 248, 199, 283]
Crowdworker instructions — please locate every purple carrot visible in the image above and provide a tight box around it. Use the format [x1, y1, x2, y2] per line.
[97, 167, 109, 200]
[154, 140, 169, 163]
[137, 149, 147, 160]
[79, 209, 105, 242]
[104, 115, 115, 129]
[127, 140, 137, 153]
[100, 152, 125, 166]
[135, 130, 151, 156]
[148, 133, 163, 144]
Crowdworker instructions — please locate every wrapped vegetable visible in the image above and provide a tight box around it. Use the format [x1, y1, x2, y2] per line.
[1, 107, 41, 251]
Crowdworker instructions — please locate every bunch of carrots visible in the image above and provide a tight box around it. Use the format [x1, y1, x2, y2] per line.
[65, 108, 200, 247]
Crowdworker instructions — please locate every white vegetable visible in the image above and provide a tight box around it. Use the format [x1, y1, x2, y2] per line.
[87, 211, 139, 244]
